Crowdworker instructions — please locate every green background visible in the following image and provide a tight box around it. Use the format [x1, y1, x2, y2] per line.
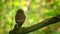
[0, 0, 60, 34]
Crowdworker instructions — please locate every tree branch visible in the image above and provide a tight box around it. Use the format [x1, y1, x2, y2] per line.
[9, 15, 60, 34]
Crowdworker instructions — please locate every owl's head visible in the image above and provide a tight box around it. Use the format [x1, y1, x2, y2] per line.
[17, 9, 24, 14]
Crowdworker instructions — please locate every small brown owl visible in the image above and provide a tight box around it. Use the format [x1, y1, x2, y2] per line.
[15, 9, 26, 25]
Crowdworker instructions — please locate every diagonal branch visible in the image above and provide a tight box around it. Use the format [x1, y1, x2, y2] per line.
[9, 15, 60, 34]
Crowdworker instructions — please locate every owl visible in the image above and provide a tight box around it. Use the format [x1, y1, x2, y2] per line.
[15, 9, 26, 25]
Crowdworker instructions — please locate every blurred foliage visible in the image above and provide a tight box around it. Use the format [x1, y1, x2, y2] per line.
[0, 0, 60, 34]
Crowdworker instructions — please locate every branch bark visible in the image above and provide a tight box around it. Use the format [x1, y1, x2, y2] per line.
[9, 15, 60, 34]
